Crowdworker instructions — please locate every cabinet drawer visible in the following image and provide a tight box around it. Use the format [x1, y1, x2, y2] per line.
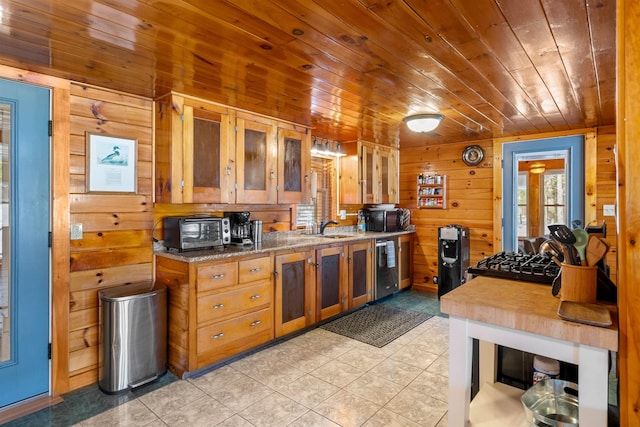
[197, 307, 273, 355]
[238, 256, 271, 283]
[197, 281, 272, 325]
[197, 262, 238, 293]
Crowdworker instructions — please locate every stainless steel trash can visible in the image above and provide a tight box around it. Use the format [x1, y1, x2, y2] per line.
[98, 281, 167, 394]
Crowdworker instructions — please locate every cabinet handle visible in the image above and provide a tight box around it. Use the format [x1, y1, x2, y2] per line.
[211, 303, 224, 309]
[270, 170, 275, 180]
[226, 165, 231, 175]
[212, 274, 225, 280]
[348, 256, 352, 264]
[249, 267, 261, 273]
[274, 269, 279, 278]
[210, 333, 225, 340]
[249, 294, 261, 300]
[250, 320, 262, 327]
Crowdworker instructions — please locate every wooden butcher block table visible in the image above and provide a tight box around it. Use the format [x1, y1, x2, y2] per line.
[440, 275, 618, 427]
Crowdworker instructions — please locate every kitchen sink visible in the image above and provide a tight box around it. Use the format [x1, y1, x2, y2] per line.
[302, 234, 353, 239]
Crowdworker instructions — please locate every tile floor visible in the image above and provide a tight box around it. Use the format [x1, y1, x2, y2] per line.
[3, 289, 618, 426]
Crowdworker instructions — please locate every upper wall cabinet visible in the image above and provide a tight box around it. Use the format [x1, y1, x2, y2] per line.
[155, 93, 310, 205]
[340, 140, 399, 205]
[155, 93, 233, 204]
[235, 114, 277, 204]
[277, 128, 310, 204]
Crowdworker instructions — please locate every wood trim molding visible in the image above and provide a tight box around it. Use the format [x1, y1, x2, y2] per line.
[51, 85, 71, 396]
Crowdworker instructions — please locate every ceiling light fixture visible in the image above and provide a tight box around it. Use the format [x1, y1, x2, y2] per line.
[311, 137, 346, 157]
[403, 114, 444, 133]
[529, 162, 546, 174]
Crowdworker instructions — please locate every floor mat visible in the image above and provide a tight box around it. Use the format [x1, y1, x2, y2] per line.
[320, 303, 432, 347]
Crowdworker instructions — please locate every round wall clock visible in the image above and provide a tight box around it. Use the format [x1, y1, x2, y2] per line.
[462, 145, 484, 166]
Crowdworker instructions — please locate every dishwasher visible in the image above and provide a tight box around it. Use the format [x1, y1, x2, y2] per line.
[374, 237, 399, 300]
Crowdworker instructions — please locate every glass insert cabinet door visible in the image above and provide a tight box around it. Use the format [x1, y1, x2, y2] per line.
[235, 117, 276, 204]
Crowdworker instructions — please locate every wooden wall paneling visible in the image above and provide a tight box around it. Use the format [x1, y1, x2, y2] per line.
[401, 129, 612, 293]
[70, 265, 153, 292]
[68, 82, 154, 390]
[399, 139, 494, 290]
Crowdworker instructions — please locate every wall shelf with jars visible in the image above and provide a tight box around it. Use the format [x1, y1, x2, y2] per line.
[417, 173, 446, 209]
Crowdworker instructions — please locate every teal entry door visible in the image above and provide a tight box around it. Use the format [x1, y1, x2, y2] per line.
[0, 78, 51, 407]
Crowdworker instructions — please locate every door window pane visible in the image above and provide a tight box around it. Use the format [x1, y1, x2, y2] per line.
[0, 104, 11, 363]
[543, 171, 566, 230]
[517, 172, 528, 238]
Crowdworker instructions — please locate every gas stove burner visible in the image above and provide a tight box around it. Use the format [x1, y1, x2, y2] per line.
[468, 251, 560, 284]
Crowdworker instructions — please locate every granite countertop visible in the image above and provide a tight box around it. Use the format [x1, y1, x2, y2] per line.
[155, 229, 414, 263]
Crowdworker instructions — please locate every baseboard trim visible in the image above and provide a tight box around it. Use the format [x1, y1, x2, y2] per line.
[0, 394, 63, 424]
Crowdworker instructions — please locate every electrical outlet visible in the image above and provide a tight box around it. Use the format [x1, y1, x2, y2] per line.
[339, 209, 347, 220]
[70, 223, 83, 240]
[603, 204, 616, 217]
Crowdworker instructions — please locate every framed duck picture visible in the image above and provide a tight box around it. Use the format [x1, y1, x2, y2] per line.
[86, 132, 137, 193]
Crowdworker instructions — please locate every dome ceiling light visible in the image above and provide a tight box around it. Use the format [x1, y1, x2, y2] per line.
[529, 162, 546, 174]
[403, 114, 444, 133]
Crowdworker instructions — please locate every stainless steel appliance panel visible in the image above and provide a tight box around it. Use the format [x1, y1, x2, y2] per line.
[374, 237, 399, 299]
[98, 282, 167, 394]
[163, 216, 230, 251]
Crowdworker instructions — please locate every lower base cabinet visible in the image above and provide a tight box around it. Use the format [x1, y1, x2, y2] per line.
[274, 250, 315, 337]
[316, 246, 348, 321]
[348, 240, 373, 308]
[398, 234, 413, 289]
[155, 233, 407, 376]
[155, 254, 274, 378]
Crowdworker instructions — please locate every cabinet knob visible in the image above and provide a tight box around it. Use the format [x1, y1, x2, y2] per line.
[270, 170, 275, 180]
[249, 294, 261, 300]
[210, 333, 224, 340]
[250, 320, 262, 327]
[249, 267, 261, 273]
[211, 303, 224, 309]
[212, 274, 225, 280]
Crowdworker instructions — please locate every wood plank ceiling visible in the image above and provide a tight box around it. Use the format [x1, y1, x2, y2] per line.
[0, 0, 615, 144]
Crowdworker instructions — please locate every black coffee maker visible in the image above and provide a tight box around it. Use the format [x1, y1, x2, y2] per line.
[227, 212, 253, 246]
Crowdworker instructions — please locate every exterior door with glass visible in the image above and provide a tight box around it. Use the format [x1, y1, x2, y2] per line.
[0, 78, 50, 407]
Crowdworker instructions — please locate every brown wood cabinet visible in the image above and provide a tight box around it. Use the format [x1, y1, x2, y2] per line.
[235, 114, 277, 204]
[155, 93, 233, 204]
[155, 254, 273, 378]
[398, 234, 413, 289]
[277, 127, 310, 204]
[340, 140, 399, 204]
[315, 246, 348, 321]
[156, 93, 310, 205]
[274, 250, 315, 337]
[347, 240, 373, 309]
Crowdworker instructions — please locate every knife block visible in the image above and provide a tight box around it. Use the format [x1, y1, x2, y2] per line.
[560, 263, 598, 303]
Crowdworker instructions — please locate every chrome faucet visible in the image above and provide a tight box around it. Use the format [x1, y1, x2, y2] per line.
[320, 220, 339, 235]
